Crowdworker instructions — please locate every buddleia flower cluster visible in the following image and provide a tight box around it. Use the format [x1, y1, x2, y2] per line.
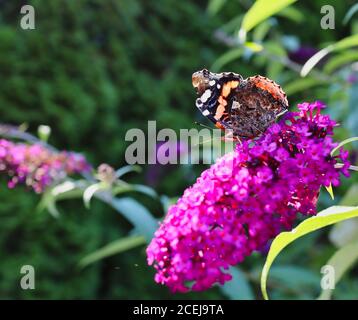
[147, 101, 350, 292]
[0, 139, 90, 193]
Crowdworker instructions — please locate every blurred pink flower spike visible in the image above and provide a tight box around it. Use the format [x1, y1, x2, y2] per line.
[0, 139, 91, 193]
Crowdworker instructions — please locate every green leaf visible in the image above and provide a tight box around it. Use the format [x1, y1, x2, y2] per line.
[276, 6, 304, 23]
[83, 183, 106, 209]
[207, 0, 227, 16]
[266, 61, 284, 80]
[160, 195, 179, 213]
[220, 267, 254, 300]
[329, 216, 358, 248]
[115, 165, 141, 178]
[240, 0, 297, 34]
[244, 41, 263, 52]
[333, 34, 358, 51]
[37, 181, 86, 217]
[331, 136, 358, 156]
[340, 184, 358, 207]
[317, 240, 358, 300]
[43, 198, 61, 218]
[253, 20, 273, 42]
[218, 15, 243, 34]
[284, 77, 326, 95]
[261, 206, 358, 300]
[78, 235, 146, 269]
[329, 184, 358, 247]
[112, 183, 157, 198]
[301, 34, 358, 76]
[264, 41, 287, 57]
[325, 184, 334, 200]
[51, 181, 86, 200]
[256, 265, 320, 290]
[343, 3, 358, 25]
[111, 197, 158, 241]
[211, 48, 244, 72]
[323, 50, 358, 74]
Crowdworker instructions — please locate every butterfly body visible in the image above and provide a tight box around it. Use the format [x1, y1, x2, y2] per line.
[192, 69, 288, 139]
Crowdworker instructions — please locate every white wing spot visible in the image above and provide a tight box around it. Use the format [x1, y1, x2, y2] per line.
[200, 89, 212, 103]
[209, 80, 216, 86]
[232, 101, 241, 110]
[202, 110, 210, 116]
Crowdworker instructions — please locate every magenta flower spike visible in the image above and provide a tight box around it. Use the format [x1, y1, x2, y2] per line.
[147, 101, 350, 293]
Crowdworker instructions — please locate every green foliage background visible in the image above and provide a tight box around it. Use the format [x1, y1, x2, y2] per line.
[0, 0, 357, 299]
[0, 0, 224, 299]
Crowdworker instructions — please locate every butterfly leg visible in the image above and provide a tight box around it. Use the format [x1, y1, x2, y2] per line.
[276, 109, 288, 118]
[222, 133, 242, 145]
[219, 126, 242, 145]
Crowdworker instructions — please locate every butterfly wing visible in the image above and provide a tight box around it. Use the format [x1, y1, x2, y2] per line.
[227, 76, 288, 138]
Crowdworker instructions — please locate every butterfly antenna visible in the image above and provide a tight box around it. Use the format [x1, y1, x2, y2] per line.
[277, 109, 288, 118]
[193, 137, 216, 146]
[194, 121, 214, 131]
[193, 122, 217, 146]
[222, 130, 242, 146]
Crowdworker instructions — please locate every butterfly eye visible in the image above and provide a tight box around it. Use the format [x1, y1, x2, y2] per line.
[202, 68, 209, 76]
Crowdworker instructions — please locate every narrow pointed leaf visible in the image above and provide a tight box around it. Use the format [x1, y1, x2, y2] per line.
[325, 184, 334, 200]
[343, 3, 358, 25]
[115, 165, 141, 178]
[240, 0, 297, 33]
[331, 137, 358, 156]
[207, 0, 227, 16]
[78, 235, 146, 269]
[211, 48, 244, 71]
[113, 183, 157, 198]
[301, 34, 358, 76]
[261, 206, 358, 300]
[83, 183, 105, 209]
[110, 197, 158, 241]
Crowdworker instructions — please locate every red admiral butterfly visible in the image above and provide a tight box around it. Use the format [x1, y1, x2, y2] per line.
[192, 69, 288, 139]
